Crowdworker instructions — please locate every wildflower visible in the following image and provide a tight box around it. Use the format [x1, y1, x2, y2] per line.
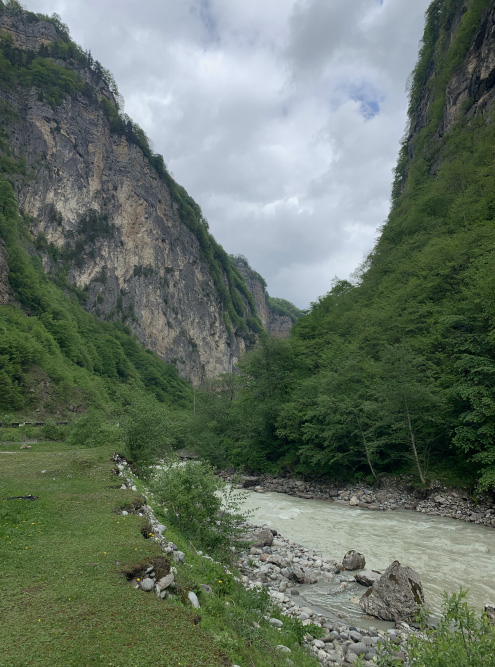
[218, 580, 222, 583]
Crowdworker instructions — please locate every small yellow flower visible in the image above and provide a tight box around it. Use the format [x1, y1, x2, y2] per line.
[137, 578, 141, 581]
[218, 580, 222, 583]
[38, 619, 41, 622]
[25, 547, 29, 550]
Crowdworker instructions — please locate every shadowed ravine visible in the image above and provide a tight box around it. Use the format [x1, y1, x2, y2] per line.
[241, 490, 495, 625]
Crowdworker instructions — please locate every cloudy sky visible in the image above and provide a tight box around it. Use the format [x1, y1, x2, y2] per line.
[26, 0, 431, 308]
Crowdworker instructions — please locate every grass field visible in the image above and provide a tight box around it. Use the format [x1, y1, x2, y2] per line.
[0, 441, 318, 667]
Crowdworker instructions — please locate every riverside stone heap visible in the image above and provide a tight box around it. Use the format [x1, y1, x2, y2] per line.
[227, 473, 495, 528]
[239, 526, 421, 666]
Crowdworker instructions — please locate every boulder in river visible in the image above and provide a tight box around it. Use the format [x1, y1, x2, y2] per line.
[342, 550, 366, 570]
[359, 560, 424, 622]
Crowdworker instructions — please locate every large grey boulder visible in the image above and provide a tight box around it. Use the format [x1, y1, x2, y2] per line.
[342, 550, 366, 570]
[360, 560, 424, 622]
[253, 528, 274, 547]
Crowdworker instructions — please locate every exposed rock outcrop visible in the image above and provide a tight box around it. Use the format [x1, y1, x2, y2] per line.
[408, 3, 495, 150]
[0, 12, 265, 384]
[232, 255, 294, 338]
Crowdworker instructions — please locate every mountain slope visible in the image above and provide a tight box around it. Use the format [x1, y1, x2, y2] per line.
[0, 5, 266, 384]
[188, 0, 495, 490]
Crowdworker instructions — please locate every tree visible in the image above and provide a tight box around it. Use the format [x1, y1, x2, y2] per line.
[375, 345, 447, 484]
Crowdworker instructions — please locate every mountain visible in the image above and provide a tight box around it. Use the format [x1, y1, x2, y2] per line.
[231, 255, 302, 338]
[187, 0, 495, 491]
[0, 5, 299, 386]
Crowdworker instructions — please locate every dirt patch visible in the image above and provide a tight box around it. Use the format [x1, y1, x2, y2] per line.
[113, 499, 147, 515]
[121, 555, 171, 582]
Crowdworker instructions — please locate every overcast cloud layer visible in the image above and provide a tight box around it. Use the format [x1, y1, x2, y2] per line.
[26, 0, 431, 308]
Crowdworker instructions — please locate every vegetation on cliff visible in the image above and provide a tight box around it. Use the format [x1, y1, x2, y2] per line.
[182, 0, 495, 492]
[0, 177, 190, 414]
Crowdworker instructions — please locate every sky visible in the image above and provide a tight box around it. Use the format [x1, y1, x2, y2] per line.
[25, 0, 432, 308]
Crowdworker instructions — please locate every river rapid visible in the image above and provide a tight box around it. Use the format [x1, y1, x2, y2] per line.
[241, 489, 495, 625]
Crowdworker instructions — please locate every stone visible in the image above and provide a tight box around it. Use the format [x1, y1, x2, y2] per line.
[254, 528, 274, 547]
[173, 550, 186, 563]
[289, 565, 306, 583]
[276, 645, 291, 653]
[157, 573, 174, 591]
[201, 584, 213, 594]
[342, 550, 366, 570]
[188, 591, 200, 609]
[347, 642, 367, 656]
[349, 495, 359, 506]
[485, 604, 495, 623]
[360, 560, 424, 622]
[269, 618, 283, 628]
[156, 523, 167, 533]
[139, 578, 155, 592]
[355, 570, 382, 587]
[267, 554, 284, 567]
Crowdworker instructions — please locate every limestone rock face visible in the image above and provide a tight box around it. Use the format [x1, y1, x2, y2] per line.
[359, 560, 424, 622]
[232, 256, 293, 338]
[0, 13, 263, 384]
[409, 4, 495, 151]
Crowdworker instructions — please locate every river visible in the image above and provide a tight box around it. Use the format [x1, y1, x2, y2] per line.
[241, 489, 495, 625]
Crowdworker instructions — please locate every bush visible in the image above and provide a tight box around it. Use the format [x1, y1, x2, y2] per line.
[151, 460, 248, 559]
[122, 395, 172, 474]
[66, 410, 121, 449]
[377, 590, 495, 667]
[41, 420, 65, 441]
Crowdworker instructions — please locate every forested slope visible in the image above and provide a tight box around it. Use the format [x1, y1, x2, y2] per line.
[189, 0, 495, 491]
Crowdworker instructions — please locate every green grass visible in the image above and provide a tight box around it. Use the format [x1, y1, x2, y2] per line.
[0, 442, 319, 667]
[0, 443, 225, 667]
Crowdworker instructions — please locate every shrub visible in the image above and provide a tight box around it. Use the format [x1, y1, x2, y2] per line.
[66, 410, 121, 449]
[376, 590, 495, 667]
[151, 460, 248, 559]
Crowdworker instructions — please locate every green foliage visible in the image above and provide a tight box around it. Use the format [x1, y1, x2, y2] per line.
[121, 394, 173, 473]
[387, 591, 495, 667]
[67, 410, 122, 449]
[167, 1, 495, 489]
[151, 459, 248, 558]
[267, 296, 303, 323]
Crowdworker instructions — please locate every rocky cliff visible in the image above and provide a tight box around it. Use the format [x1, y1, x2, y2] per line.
[0, 10, 265, 384]
[397, 0, 495, 190]
[231, 256, 293, 338]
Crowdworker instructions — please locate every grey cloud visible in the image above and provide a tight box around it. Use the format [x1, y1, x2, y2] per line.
[25, 0, 431, 308]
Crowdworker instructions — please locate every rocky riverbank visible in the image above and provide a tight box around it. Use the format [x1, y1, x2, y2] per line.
[221, 473, 495, 528]
[238, 525, 415, 666]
